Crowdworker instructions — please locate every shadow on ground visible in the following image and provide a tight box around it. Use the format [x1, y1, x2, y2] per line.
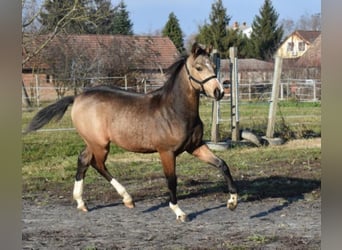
[91, 175, 320, 221]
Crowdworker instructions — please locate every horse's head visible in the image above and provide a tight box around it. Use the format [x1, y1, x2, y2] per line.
[185, 43, 224, 101]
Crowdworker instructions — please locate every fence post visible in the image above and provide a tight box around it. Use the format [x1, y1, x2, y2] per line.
[143, 78, 147, 93]
[210, 51, 221, 143]
[230, 47, 240, 141]
[35, 74, 40, 107]
[124, 75, 128, 90]
[280, 82, 284, 100]
[211, 100, 219, 143]
[266, 56, 283, 138]
[248, 81, 252, 101]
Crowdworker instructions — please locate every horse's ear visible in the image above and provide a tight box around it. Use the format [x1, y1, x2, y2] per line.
[191, 42, 207, 57]
[191, 42, 201, 56]
[206, 44, 213, 54]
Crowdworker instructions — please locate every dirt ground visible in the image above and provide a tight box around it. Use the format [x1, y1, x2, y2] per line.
[22, 139, 321, 249]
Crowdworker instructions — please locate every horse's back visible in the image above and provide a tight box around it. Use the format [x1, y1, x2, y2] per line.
[71, 88, 158, 152]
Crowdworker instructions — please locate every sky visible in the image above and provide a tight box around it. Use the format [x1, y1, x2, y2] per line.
[117, 0, 321, 37]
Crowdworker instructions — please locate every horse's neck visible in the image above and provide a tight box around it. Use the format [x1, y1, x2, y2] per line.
[164, 68, 200, 116]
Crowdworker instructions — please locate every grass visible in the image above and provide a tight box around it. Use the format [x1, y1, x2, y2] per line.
[22, 99, 321, 199]
[199, 98, 320, 140]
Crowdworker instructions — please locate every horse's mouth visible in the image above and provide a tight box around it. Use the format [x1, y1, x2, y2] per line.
[214, 88, 225, 101]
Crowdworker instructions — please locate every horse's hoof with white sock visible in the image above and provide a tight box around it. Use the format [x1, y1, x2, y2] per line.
[77, 203, 88, 212]
[170, 202, 188, 222]
[227, 193, 238, 211]
[123, 198, 135, 209]
[177, 214, 189, 222]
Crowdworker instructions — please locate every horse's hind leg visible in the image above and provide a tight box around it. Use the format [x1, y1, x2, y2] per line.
[73, 147, 92, 212]
[190, 144, 238, 210]
[90, 144, 134, 208]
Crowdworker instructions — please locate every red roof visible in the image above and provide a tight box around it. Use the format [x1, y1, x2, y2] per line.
[293, 30, 321, 44]
[221, 58, 274, 71]
[23, 34, 180, 71]
[296, 34, 321, 67]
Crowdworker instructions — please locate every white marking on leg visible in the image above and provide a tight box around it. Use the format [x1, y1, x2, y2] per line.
[73, 180, 87, 212]
[110, 178, 134, 208]
[169, 202, 187, 222]
[227, 193, 238, 211]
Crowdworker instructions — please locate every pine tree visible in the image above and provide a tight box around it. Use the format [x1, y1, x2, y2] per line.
[111, 0, 133, 35]
[87, 0, 117, 34]
[39, 0, 134, 35]
[39, 0, 89, 34]
[208, 0, 230, 50]
[196, 0, 231, 58]
[249, 0, 283, 60]
[162, 12, 185, 53]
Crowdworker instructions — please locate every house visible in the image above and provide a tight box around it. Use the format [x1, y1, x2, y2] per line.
[276, 30, 320, 59]
[295, 34, 321, 68]
[281, 34, 321, 80]
[230, 21, 252, 38]
[22, 34, 180, 102]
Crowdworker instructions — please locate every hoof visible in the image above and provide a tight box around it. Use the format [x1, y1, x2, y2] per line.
[177, 214, 189, 222]
[124, 199, 135, 209]
[77, 204, 88, 212]
[227, 193, 238, 211]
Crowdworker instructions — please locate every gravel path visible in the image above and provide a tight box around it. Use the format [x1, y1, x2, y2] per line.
[22, 194, 320, 249]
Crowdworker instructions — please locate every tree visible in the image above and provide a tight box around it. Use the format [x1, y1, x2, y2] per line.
[280, 12, 321, 38]
[162, 12, 185, 53]
[249, 0, 283, 60]
[279, 18, 295, 38]
[22, 0, 86, 106]
[38, 0, 134, 35]
[196, 0, 231, 57]
[22, 0, 41, 33]
[111, 0, 133, 35]
[39, 0, 90, 34]
[296, 13, 321, 31]
[86, 0, 116, 34]
[195, 0, 248, 58]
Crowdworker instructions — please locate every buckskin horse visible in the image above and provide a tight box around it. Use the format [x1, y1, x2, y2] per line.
[25, 43, 238, 222]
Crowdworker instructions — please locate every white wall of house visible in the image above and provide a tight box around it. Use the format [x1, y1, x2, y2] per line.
[277, 34, 309, 59]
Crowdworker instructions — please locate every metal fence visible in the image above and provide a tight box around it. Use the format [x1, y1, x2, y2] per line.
[22, 77, 321, 142]
[22, 76, 163, 108]
[229, 79, 321, 102]
[22, 77, 321, 109]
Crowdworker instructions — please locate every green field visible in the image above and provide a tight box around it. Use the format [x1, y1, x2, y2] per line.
[199, 98, 320, 139]
[22, 99, 321, 199]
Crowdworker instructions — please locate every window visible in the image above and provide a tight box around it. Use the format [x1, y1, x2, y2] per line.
[298, 42, 306, 51]
[287, 42, 294, 52]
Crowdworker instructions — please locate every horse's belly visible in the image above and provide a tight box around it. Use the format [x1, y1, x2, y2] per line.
[109, 126, 157, 153]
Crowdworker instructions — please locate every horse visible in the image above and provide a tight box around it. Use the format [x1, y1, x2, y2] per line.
[25, 43, 238, 222]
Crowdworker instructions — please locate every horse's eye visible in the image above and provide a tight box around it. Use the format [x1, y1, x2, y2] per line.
[195, 66, 203, 72]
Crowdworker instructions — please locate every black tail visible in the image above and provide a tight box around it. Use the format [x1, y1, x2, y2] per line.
[24, 96, 75, 134]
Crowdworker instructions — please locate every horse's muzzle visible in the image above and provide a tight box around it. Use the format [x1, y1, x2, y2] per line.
[214, 88, 225, 101]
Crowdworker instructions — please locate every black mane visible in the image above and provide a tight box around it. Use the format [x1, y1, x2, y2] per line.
[81, 55, 188, 99]
[151, 55, 188, 96]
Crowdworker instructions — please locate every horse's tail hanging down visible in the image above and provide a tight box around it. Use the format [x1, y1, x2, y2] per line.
[24, 96, 75, 134]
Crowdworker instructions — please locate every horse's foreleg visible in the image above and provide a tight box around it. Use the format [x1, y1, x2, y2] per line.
[73, 148, 91, 212]
[159, 151, 188, 222]
[190, 144, 238, 210]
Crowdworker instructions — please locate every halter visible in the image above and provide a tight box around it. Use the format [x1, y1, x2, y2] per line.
[184, 62, 217, 94]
